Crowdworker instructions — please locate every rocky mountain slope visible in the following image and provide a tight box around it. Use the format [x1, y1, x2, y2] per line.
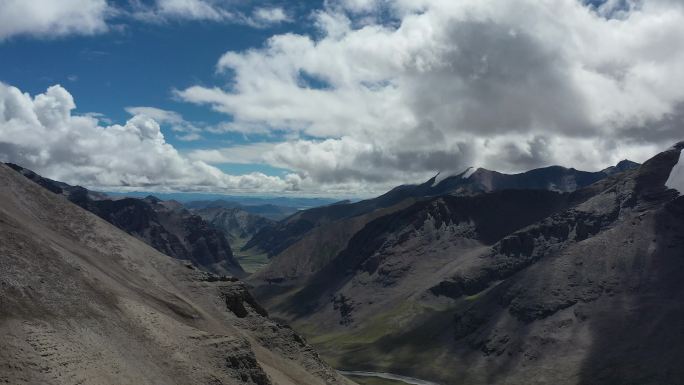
[195, 206, 274, 245]
[195, 206, 276, 272]
[7, 163, 243, 277]
[250, 145, 682, 385]
[0, 162, 355, 385]
[248, 160, 639, 285]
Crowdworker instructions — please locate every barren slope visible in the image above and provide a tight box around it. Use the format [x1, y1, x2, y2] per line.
[0, 163, 355, 385]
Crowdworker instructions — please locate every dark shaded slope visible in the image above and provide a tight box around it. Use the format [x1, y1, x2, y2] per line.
[378, 145, 681, 384]
[253, 144, 679, 385]
[277, 189, 572, 318]
[420, 144, 684, 385]
[246, 161, 638, 260]
[78, 196, 244, 277]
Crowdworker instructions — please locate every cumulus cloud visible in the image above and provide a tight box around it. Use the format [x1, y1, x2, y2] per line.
[246, 7, 291, 27]
[130, 1, 292, 27]
[0, 0, 292, 42]
[0, 83, 301, 193]
[0, 0, 110, 40]
[177, 0, 684, 191]
[125, 106, 203, 140]
[130, 0, 235, 22]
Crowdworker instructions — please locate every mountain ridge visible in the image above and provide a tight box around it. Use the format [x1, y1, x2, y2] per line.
[247, 159, 640, 286]
[0, 162, 356, 385]
[6, 163, 245, 277]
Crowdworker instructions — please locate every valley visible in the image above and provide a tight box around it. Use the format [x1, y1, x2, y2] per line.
[339, 371, 441, 385]
[1, 143, 683, 384]
[2, 2, 684, 383]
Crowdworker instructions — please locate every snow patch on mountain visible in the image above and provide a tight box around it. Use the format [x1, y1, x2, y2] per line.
[666, 150, 684, 194]
[432, 167, 477, 187]
[462, 167, 477, 179]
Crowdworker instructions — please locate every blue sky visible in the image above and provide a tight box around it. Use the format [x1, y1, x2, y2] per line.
[0, 0, 321, 178]
[0, 0, 682, 196]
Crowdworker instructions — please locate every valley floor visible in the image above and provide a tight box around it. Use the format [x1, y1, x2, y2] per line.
[340, 371, 442, 385]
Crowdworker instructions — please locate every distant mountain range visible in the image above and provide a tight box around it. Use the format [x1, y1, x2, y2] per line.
[106, 191, 338, 210]
[185, 199, 299, 221]
[245, 159, 642, 282]
[244, 148, 684, 385]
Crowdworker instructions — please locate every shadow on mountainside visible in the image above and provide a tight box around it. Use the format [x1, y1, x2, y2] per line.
[577, 195, 684, 385]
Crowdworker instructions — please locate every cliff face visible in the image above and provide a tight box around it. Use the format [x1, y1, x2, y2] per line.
[0, 162, 355, 385]
[6, 163, 243, 277]
[250, 145, 683, 385]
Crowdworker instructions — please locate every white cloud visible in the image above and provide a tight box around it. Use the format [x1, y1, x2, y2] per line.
[177, 133, 202, 141]
[176, 0, 684, 191]
[0, 0, 293, 42]
[130, 1, 293, 27]
[0, 83, 300, 193]
[130, 0, 235, 23]
[125, 106, 184, 125]
[249, 7, 291, 26]
[0, 0, 109, 40]
[188, 143, 279, 165]
[125, 106, 204, 140]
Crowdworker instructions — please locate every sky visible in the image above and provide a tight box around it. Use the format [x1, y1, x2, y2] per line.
[0, 0, 683, 197]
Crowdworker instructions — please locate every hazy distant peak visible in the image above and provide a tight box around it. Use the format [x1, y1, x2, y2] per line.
[601, 159, 640, 175]
[143, 195, 162, 203]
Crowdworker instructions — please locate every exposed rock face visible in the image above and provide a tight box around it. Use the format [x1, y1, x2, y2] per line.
[6, 163, 243, 277]
[250, 146, 683, 385]
[0, 162, 355, 385]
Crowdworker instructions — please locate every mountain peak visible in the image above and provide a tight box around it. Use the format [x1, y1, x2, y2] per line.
[601, 159, 640, 175]
[143, 195, 162, 203]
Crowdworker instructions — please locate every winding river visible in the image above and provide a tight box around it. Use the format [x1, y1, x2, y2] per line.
[338, 370, 442, 385]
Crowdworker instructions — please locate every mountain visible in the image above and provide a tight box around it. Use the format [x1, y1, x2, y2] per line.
[194, 206, 276, 272]
[186, 199, 298, 221]
[196, 206, 275, 243]
[0, 162, 355, 385]
[246, 160, 640, 284]
[248, 146, 682, 385]
[6, 163, 244, 277]
[107, 193, 338, 209]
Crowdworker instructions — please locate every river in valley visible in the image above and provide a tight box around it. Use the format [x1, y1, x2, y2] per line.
[338, 370, 442, 385]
